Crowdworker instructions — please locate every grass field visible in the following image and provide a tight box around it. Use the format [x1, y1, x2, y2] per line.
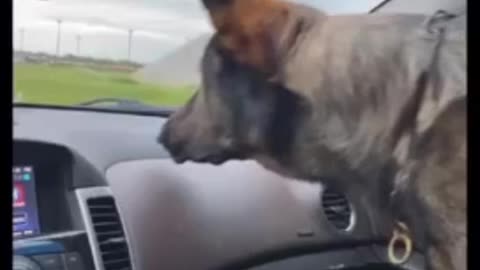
[14, 64, 195, 106]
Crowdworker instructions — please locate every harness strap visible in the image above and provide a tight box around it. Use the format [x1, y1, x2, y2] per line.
[387, 8, 463, 265]
[388, 9, 452, 157]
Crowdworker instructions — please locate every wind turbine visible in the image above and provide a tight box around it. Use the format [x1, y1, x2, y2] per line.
[55, 19, 63, 57]
[127, 29, 135, 61]
[76, 35, 82, 55]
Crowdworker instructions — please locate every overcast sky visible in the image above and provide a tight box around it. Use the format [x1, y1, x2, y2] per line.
[13, 0, 383, 64]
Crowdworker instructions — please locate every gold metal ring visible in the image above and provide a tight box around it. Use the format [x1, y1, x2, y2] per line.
[388, 222, 413, 265]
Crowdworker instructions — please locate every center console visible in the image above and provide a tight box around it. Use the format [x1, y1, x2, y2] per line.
[13, 141, 134, 270]
[13, 163, 91, 270]
[14, 165, 41, 239]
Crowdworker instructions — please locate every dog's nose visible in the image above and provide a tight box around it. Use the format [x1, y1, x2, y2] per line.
[158, 125, 176, 151]
[158, 125, 184, 156]
[157, 126, 169, 145]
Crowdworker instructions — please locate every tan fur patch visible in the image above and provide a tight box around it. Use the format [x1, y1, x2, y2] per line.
[205, 0, 291, 73]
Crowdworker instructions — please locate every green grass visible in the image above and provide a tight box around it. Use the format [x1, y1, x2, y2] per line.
[14, 64, 195, 107]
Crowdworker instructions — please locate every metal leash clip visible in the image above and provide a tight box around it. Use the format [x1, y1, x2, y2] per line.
[388, 222, 413, 265]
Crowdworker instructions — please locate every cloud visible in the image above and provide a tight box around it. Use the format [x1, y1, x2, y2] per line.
[13, 0, 382, 63]
[13, 0, 212, 62]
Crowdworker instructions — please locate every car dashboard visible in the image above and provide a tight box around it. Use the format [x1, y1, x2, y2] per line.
[13, 106, 425, 270]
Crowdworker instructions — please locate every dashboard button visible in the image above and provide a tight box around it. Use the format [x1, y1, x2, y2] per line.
[32, 254, 63, 269]
[64, 253, 85, 270]
[13, 256, 41, 270]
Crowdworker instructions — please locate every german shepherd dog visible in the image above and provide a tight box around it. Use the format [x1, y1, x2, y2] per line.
[159, 0, 466, 269]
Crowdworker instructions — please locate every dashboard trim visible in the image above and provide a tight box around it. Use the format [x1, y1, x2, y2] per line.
[14, 230, 86, 243]
[75, 187, 136, 270]
[14, 103, 174, 117]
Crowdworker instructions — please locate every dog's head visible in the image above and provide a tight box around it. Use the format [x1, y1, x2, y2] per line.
[159, 0, 312, 165]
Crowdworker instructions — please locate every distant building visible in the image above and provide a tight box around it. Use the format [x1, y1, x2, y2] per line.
[13, 51, 27, 63]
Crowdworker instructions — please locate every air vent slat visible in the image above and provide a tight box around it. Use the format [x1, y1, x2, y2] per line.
[96, 231, 124, 240]
[321, 188, 354, 231]
[90, 206, 115, 211]
[87, 196, 132, 270]
[104, 258, 130, 267]
[324, 210, 350, 217]
[91, 213, 118, 218]
[322, 197, 348, 204]
[102, 250, 130, 262]
[101, 248, 129, 256]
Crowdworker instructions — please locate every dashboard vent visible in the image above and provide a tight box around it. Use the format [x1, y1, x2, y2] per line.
[321, 188, 354, 231]
[87, 197, 132, 270]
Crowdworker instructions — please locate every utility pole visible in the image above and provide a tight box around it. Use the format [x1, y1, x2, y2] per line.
[127, 29, 134, 61]
[19, 28, 25, 51]
[55, 19, 62, 58]
[76, 35, 81, 55]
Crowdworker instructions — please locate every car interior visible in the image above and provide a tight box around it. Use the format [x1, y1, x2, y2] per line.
[13, 105, 427, 270]
[13, 0, 464, 269]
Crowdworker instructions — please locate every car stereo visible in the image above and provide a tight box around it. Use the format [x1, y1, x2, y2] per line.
[13, 166, 41, 239]
[13, 141, 99, 270]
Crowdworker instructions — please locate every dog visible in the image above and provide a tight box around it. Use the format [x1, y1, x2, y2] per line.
[159, 0, 466, 269]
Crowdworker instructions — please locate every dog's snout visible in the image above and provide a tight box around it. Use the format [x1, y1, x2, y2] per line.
[158, 124, 176, 150]
[158, 122, 185, 157]
[157, 124, 170, 145]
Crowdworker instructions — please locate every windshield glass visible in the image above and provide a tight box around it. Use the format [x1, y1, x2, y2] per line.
[13, 0, 384, 108]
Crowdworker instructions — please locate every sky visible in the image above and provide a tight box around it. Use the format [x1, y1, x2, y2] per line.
[13, 0, 384, 64]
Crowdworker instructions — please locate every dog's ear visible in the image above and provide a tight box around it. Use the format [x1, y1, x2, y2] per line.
[202, 0, 301, 76]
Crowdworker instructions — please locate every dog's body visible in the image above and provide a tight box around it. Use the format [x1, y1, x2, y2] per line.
[394, 97, 466, 270]
[160, 1, 466, 269]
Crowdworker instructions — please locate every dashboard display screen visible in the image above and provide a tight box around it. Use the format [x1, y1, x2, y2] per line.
[13, 166, 41, 238]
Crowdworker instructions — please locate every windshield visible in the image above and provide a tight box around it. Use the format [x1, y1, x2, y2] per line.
[13, 0, 384, 108]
